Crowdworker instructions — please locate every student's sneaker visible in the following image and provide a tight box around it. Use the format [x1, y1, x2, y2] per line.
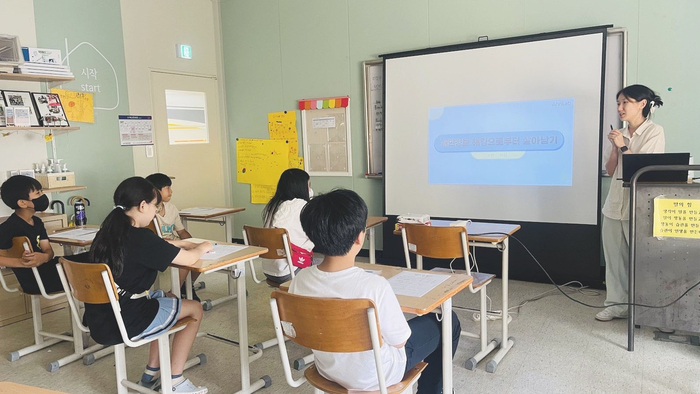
[138, 375, 160, 390]
[595, 307, 628, 321]
[180, 284, 201, 302]
[172, 378, 208, 394]
[656, 327, 675, 334]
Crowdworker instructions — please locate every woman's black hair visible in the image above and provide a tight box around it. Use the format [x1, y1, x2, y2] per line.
[89, 177, 161, 278]
[262, 169, 310, 227]
[617, 84, 663, 118]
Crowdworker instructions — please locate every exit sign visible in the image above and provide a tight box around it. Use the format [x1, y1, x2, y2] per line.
[177, 44, 192, 60]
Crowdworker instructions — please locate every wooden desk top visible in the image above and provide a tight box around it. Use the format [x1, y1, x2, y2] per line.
[0, 382, 66, 394]
[366, 216, 388, 229]
[175, 238, 267, 273]
[179, 207, 245, 219]
[394, 220, 520, 243]
[279, 262, 472, 316]
[48, 225, 100, 246]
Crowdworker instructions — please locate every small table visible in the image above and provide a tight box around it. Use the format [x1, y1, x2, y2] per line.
[171, 239, 270, 394]
[280, 262, 473, 393]
[395, 220, 521, 373]
[365, 216, 388, 265]
[48, 226, 99, 256]
[179, 207, 245, 243]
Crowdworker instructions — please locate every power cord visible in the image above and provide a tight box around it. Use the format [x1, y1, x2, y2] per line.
[470, 232, 700, 310]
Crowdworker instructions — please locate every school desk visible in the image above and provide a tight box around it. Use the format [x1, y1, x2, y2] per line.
[280, 262, 473, 393]
[395, 220, 521, 373]
[365, 216, 388, 265]
[179, 207, 245, 243]
[48, 225, 99, 256]
[170, 239, 270, 394]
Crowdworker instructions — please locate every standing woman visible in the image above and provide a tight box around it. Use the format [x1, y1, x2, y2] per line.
[596, 84, 664, 321]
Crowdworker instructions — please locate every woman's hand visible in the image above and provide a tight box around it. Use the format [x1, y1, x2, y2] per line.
[608, 130, 625, 148]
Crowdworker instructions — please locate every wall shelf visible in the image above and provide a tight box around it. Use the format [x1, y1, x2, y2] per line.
[0, 73, 74, 83]
[44, 186, 87, 194]
[1, 126, 79, 131]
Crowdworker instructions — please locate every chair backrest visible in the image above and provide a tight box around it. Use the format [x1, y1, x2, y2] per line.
[402, 223, 467, 259]
[146, 218, 162, 238]
[270, 290, 381, 352]
[1, 236, 33, 258]
[243, 225, 291, 260]
[58, 257, 117, 304]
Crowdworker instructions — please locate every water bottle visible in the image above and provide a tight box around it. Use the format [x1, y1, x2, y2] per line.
[74, 201, 87, 226]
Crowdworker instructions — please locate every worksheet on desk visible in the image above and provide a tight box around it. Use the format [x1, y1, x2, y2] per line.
[180, 207, 232, 216]
[200, 244, 247, 260]
[387, 271, 450, 297]
[48, 228, 99, 242]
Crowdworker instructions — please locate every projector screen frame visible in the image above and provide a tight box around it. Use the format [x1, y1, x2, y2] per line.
[379, 25, 612, 287]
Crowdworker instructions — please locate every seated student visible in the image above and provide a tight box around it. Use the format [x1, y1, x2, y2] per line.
[289, 189, 461, 393]
[145, 173, 200, 301]
[84, 177, 212, 394]
[0, 175, 61, 295]
[260, 168, 316, 284]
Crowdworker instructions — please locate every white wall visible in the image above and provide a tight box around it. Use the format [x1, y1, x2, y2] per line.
[0, 0, 46, 217]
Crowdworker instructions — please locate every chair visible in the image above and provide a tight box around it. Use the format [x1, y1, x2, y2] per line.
[270, 290, 426, 394]
[145, 217, 163, 238]
[0, 236, 106, 371]
[242, 225, 295, 286]
[242, 225, 297, 351]
[57, 257, 204, 394]
[401, 223, 498, 371]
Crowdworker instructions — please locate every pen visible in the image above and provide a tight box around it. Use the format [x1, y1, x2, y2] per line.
[610, 124, 614, 131]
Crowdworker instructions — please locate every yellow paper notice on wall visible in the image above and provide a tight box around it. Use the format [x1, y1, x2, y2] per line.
[268, 111, 298, 141]
[51, 88, 94, 123]
[236, 138, 289, 185]
[653, 198, 700, 239]
[251, 184, 276, 204]
[289, 156, 304, 169]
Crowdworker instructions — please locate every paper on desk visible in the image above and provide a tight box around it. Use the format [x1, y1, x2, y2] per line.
[387, 271, 450, 298]
[180, 207, 232, 216]
[48, 228, 99, 242]
[199, 244, 247, 260]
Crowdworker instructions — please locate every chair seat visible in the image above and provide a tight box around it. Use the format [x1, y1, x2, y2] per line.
[170, 316, 196, 332]
[430, 268, 494, 289]
[304, 362, 427, 394]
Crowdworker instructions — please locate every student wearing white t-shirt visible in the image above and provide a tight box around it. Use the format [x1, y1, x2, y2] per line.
[597, 85, 665, 322]
[261, 169, 317, 284]
[146, 173, 201, 301]
[289, 189, 461, 393]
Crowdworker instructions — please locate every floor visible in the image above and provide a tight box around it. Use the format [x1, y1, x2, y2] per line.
[1, 257, 699, 394]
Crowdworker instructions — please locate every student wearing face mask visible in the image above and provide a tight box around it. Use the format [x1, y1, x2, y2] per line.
[260, 169, 318, 284]
[597, 85, 665, 322]
[0, 175, 61, 294]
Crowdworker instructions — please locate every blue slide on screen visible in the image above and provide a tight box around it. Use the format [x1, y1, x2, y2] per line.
[428, 98, 575, 186]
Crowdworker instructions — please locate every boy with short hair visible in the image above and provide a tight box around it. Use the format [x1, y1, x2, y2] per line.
[289, 189, 461, 393]
[0, 175, 61, 295]
[145, 173, 200, 301]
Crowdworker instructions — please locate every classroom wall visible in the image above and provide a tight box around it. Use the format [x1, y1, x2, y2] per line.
[220, 0, 700, 249]
[120, 0, 223, 177]
[0, 0, 46, 217]
[33, 0, 134, 224]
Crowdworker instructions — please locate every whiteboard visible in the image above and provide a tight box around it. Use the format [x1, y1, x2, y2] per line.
[362, 27, 626, 178]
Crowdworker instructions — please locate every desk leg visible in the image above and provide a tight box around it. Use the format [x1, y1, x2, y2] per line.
[62, 245, 73, 256]
[486, 237, 514, 373]
[235, 263, 272, 393]
[171, 268, 181, 300]
[442, 298, 453, 393]
[369, 227, 376, 265]
[225, 215, 233, 243]
[185, 272, 193, 300]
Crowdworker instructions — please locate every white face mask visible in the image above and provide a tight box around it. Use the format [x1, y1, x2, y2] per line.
[308, 188, 314, 199]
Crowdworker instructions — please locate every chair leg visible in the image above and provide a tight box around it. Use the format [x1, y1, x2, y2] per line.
[248, 259, 264, 284]
[114, 344, 129, 394]
[465, 287, 499, 371]
[158, 336, 173, 393]
[314, 389, 324, 394]
[9, 295, 62, 362]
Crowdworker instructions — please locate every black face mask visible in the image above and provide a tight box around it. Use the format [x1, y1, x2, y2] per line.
[30, 194, 50, 212]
